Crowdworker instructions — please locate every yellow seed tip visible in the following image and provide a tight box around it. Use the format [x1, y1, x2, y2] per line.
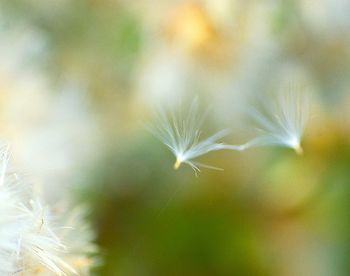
[174, 159, 181, 170]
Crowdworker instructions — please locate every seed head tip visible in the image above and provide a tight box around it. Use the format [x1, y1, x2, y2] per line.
[174, 159, 181, 170]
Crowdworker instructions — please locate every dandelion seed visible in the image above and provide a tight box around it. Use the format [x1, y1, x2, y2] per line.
[148, 99, 242, 174]
[244, 87, 309, 154]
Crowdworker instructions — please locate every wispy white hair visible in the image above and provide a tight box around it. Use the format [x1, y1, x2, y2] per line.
[243, 86, 309, 154]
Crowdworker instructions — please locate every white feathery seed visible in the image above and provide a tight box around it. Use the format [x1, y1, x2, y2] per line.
[148, 99, 242, 173]
[244, 88, 309, 154]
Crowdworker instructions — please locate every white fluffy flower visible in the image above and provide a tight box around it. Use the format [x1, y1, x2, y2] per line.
[0, 159, 20, 275]
[54, 206, 99, 275]
[245, 88, 309, 154]
[0, 136, 98, 276]
[0, 147, 81, 276]
[148, 99, 242, 173]
[15, 201, 98, 276]
[17, 200, 77, 276]
[0, 22, 99, 275]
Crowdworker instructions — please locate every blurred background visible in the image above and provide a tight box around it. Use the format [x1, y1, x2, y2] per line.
[1, 0, 350, 275]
